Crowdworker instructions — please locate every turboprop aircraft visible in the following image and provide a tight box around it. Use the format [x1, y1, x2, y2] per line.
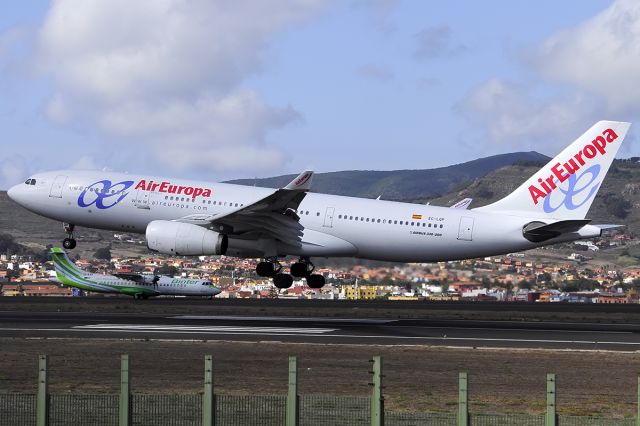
[8, 121, 630, 289]
[50, 247, 220, 299]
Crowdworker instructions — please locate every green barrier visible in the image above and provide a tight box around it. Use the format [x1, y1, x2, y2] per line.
[385, 412, 456, 426]
[49, 394, 118, 426]
[0, 393, 36, 426]
[132, 394, 201, 426]
[300, 395, 370, 426]
[470, 413, 545, 425]
[0, 355, 639, 426]
[215, 395, 286, 426]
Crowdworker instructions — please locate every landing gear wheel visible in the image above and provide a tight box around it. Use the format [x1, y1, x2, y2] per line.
[291, 262, 314, 278]
[256, 261, 281, 277]
[306, 274, 325, 289]
[273, 273, 293, 289]
[62, 238, 77, 250]
[62, 223, 76, 249]
[291, 258, 315, 278]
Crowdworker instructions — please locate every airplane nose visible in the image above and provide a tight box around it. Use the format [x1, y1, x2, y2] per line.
[7, 185, 18, 202]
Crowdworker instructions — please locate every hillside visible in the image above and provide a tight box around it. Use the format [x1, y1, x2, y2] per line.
[427, 158, 640, 230]
[227, 151, 550, 201]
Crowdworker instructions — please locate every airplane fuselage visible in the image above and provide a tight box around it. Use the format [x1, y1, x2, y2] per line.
[9, 170, 601, 262]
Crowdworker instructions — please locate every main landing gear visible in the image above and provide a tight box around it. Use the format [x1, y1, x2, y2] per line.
[256, 258, 325, 289]
[62, 223, 77, 250]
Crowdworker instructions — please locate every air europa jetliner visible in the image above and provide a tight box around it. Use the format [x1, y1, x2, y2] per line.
[7, 121, 630, 289]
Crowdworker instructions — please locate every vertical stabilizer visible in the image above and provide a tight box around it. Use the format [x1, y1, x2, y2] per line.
[474, 121, 631, 219]
[50, 247, 86, 280]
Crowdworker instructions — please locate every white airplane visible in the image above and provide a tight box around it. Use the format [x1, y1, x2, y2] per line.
[50, 247, 220, 299]
[8, 121, 630, 289]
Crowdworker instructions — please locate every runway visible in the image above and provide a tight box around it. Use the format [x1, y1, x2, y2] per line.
[2, 310, 640, 350]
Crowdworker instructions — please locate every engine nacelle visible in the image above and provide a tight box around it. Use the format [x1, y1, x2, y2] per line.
[146, 220, 228, 256]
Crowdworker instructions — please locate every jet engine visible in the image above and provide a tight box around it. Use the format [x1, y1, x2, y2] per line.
[146, 220, 228, 256]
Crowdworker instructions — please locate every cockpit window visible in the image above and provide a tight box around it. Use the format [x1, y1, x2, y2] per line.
[30, 179, 36, 185]
[25, 179, 36, 185]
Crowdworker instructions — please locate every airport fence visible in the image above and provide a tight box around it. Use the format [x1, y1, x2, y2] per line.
[0, 354, 638, 426]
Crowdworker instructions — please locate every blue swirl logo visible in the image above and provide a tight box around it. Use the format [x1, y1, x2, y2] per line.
[543, 165, 601, 213]
[78, 180, 135, 209]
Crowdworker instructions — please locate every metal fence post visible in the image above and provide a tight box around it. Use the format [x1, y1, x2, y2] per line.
[546, 373, 556, 426]
[119, 354, 131, 426]
[202, 355, 215, 426]
[286, 356, 298, 426]
[637, 376, 640, 426]
[458, 372, 468, 426]
[370, 356, 384, 426]
[36, 355, 48, 426]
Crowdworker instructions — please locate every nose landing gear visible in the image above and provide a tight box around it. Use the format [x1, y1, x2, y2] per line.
[62, 223, 77, 250]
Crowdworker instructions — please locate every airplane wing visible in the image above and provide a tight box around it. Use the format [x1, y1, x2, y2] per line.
[175, 170, 313, 247]
[451, 198, 472, 209]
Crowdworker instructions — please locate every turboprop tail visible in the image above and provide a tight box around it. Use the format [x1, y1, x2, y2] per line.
[474, 121, 631, 219]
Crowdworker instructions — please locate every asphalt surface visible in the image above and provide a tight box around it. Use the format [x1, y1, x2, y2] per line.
[2, 309, 640, 351]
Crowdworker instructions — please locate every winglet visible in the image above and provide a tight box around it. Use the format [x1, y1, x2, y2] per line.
[284, 170, 314, 191]
[451, 198, 473, 209]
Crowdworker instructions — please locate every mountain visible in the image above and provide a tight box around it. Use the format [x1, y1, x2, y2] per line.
[427, 158, 640, 229]
[227, 151, 550, 201]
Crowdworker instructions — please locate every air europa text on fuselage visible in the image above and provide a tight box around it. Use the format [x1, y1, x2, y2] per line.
[529, 128, 619, 205]
[135, 180, 212, 199]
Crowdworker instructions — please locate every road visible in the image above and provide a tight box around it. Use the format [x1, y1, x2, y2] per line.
[2, 310, 640, 350]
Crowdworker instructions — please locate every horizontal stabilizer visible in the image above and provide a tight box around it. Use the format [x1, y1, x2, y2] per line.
[523, 219, 591, 242]
[594, 224, 624, 230]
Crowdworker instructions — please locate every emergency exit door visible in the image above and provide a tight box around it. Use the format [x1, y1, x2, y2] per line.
[457, 217, 474, 241]
[323, 207, 335, 228]
[49, 175, 67, 198]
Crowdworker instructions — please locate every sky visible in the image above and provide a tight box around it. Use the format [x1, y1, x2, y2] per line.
[1, 0, 639, 189]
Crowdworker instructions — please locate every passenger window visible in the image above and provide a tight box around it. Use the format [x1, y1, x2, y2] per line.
[366, 218, 370, 222]
[400, 221, 403, 225]
[349, 216, 353, 220]
[440, 224, 443, 228]
[394, 220, 397, 224]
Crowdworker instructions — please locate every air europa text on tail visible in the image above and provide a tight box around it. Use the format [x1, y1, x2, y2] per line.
[529, 128, 619, 205]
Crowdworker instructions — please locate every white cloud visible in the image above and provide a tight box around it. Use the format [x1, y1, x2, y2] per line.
[534, 0, 640, 113]
[36, 0, 327, 174]
[457, 79, 601, 151]
[458, 0, 640, 154]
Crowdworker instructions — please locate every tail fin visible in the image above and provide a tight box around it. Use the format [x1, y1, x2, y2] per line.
[50, 247, 85, 279]
[475, 121, 631, 219]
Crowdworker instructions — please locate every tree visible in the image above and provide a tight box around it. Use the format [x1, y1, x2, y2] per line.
[94, 247, 112, 261]
[157, 265, 179, 276]
[518, 279, 532, 290]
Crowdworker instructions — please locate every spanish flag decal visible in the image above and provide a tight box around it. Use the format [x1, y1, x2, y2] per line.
[412, 214, 422, 220]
